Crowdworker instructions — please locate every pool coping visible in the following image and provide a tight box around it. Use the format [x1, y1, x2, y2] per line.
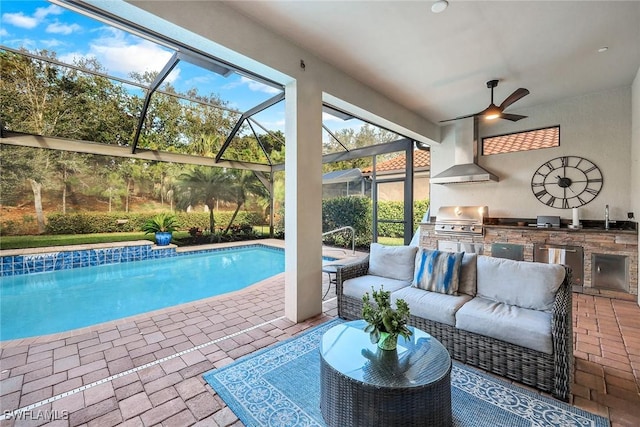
[0, 239, 362, 348]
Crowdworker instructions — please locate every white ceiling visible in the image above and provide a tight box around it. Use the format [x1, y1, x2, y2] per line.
[223, 0, 640, 125]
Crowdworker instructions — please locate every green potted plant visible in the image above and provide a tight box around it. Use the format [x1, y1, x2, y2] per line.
[362, 286, 412, 351]
[142, 213, 179, 246]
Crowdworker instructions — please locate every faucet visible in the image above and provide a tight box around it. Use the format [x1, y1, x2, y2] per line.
[605, 204, 610, 230]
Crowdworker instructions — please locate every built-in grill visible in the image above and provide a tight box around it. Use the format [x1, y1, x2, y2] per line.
[434, 206, 488, 236]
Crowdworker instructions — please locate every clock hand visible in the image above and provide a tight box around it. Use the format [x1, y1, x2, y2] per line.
[556, 175, 577, 198]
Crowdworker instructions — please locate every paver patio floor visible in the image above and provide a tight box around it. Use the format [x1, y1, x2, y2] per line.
[1, 251, 639, 426]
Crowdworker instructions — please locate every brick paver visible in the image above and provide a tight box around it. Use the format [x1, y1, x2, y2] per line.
[1, 244, 638, 426]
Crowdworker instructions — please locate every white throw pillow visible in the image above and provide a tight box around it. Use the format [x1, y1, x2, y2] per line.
[368, 243, 418, 282]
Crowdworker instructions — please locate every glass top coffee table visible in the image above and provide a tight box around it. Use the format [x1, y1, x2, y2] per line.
[320, 319, 452, 427]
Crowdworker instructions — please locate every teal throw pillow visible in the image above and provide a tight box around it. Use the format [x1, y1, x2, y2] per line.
[413, 249, 464, 295]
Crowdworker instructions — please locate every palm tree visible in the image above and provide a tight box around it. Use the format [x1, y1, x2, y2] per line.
[223, 170, 269, 235]
[176, 166, 231, 233]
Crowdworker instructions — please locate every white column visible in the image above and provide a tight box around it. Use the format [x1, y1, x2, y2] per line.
[284, 79, 323, 322]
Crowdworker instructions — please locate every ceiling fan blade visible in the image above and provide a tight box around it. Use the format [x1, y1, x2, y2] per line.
[439, 112, 479, 123]
[499, 88, 530, 110]
[500, 113, 528, 122]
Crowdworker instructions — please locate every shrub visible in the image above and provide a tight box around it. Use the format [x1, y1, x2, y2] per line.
[141, 213, 179, 234]
[43, 210, 267, 235]
[322, 196, 372, 247]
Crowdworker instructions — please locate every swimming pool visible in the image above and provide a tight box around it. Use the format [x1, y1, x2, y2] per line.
[0, 246, 287, 341]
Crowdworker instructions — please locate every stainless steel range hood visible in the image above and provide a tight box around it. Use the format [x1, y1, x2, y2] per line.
[431, 117, 499, 184]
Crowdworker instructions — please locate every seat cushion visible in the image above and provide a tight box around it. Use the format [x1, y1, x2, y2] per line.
[476, 255, 566, 312]
[342, 274, 411, 300]
[455, 297, 553, 354]
[412, 249, 463, 295]
[368, 243, 418, 282]
[391, 286, 472, 326]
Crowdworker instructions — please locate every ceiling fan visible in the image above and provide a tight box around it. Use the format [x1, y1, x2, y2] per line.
[440, 79, 530, 123]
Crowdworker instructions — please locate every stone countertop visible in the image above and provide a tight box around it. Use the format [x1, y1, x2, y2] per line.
[482, 224, 638, 235]
[420, 219, 638, 235]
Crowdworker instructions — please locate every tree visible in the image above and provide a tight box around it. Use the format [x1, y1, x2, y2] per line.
[223, 170, 269, 235]
[101, 172, 128, 212]
[0, 50, 135, 226]
[0, 146, 53, 233]
[176, 167, 232, 233]
[54, 151, 89, 214]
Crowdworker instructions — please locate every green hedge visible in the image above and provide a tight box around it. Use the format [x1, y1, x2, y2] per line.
[44, 211, 267, 235]
[274, 197, 430, 247]
[377, 199, 430, 237]
[322, 197, 372, 247]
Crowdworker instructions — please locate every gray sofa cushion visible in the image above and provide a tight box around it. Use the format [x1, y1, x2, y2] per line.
[455, 296, 553, 354]
[342, 275, 411, 299]
[368, 243, 418, 282]
[476, 255, 565, 312]
[391, 286, 472, 326]
[458, 253, 477, 297]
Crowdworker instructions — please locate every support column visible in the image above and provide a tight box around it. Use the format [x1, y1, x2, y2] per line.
[284, 79, 323, 322]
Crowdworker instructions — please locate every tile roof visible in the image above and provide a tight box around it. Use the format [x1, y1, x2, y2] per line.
[482, 126, 559, 155]
[361, 150, 430, 173]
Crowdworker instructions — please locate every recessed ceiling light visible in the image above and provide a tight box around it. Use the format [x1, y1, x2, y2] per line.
[598, 47, 609, 53]
[432, 0, 449, 14]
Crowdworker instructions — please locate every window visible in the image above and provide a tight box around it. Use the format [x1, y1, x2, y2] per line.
[482, 125, 560, 155]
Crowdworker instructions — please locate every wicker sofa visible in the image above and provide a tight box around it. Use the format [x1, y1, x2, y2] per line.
[336, 244, 573, 401]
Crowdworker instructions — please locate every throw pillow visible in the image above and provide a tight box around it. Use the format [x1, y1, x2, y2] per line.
[458, 253, 478, 296]
[368, 243, 418, 282]
[412, 249, 464, 295]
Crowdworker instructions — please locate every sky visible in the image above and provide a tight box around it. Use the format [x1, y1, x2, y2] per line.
[0, 0, 364, 137]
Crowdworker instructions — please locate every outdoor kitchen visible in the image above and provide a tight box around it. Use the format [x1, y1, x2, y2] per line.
[419, 206, 638, 301]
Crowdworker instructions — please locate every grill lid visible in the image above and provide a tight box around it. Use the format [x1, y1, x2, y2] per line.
[434, 206, 488, 235]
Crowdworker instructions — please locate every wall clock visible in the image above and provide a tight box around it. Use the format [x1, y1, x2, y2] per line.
[531, 156, 603, 208]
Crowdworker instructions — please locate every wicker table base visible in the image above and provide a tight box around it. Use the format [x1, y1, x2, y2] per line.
[320, 320, 452, 427]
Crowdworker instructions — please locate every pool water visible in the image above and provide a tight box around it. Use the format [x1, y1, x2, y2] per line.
[0, 246, 285, 341]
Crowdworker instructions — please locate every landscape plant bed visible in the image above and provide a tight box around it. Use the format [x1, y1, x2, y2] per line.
[173, 229, 268, 247]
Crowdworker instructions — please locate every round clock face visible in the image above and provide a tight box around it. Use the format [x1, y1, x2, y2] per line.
[531, 156, 603, 208]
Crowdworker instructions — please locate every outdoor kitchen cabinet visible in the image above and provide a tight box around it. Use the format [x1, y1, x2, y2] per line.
[533, 244, 584, 287]
[491, 243, 524, 261]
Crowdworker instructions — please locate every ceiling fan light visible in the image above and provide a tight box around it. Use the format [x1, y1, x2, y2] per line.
[484, 105, 502, 120]
[431, 0, 449, 14]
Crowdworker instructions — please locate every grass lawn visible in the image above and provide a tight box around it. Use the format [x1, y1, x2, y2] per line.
[0, 229, 274, 250]
[1, 230, 400, 251]
[377, 236, 405, 246]
[0, 231, 192, 250]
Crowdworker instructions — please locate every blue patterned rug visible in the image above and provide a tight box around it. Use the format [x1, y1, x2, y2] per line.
[203, 319, 608, 427]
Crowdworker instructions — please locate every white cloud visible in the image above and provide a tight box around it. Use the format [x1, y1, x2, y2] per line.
[87, 27, 174, 77]
[4, 37, 37, 50]
[162, 67, 180, 85]
[2, 12, 38, 29]
[46, 22, 82, 35]
[263, 119, 285, 130]
[0, 28, 8, 37]
[184, 75, 214, 87]
[240, 76, 281, 94]
[2, 4, 63, 29]
[58, 51, 88, 66]
[34, 5, 63, 21]
[40, 38, 64, 48]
